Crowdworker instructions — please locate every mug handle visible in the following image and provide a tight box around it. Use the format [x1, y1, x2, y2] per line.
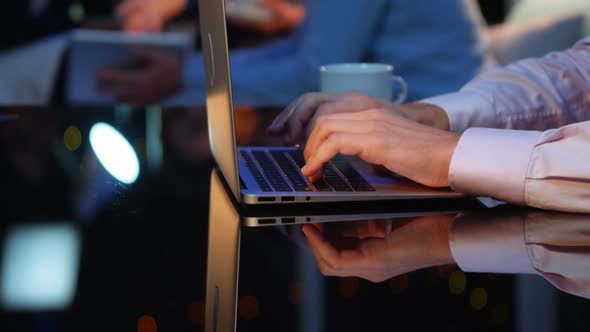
[392, 76, 408, 104]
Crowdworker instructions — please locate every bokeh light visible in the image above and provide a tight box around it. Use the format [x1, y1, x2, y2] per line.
[69, 2, 85, 22]
[238, 296, 260, 321]
[448, 271, 467, 295]
[137, 315, 157, 332]
[89, 122, 140, 184]
[64, 125, 82, 152]
[469, 288, 488, 310]
[0, 224, 80, 311]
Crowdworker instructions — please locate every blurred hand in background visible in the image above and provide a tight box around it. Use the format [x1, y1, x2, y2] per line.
[116, 0, 188, 32]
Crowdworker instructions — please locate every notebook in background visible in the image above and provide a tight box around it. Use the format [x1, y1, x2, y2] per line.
[66, 29, 192, 106]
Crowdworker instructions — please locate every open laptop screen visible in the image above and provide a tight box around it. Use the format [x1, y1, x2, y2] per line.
[198, 0, 242, 201]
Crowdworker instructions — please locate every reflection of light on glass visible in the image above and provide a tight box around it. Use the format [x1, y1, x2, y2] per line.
[137, 315, 158, 332]
[69, 2, 85, 22]
[0, 224, 80, 311]
[448, 271, 467, 295]
[238, 296, 260, 321]
[89, 122, 139, 184]
[338, 277, 360, 299]
[470, 288, 488, 310]
[64, 125, 82, 151]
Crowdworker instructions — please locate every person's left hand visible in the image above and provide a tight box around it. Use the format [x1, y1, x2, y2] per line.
[96, 48, 183, 106]
[302, 215, 456, 282]
[300, 108, 460, 188]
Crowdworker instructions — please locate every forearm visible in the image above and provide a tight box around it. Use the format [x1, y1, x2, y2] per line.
[422, 36, 590, 132]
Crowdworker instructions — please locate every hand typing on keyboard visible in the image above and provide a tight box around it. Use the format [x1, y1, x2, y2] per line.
[299, 108, 459, 188]
[267, 92, 456, 188]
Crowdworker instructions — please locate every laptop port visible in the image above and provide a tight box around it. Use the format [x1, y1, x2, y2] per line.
[281, 196, 295, 202]
[258, 218, 277, 225]
[258, 197, 276, 202]
[281, 218, 296, 224]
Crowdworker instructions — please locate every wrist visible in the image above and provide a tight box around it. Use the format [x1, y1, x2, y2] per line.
[400, 102, 451, 131]
[430, 215, 456, 266]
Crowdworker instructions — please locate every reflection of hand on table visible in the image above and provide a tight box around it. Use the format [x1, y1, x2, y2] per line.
[302, 215, 456, 282]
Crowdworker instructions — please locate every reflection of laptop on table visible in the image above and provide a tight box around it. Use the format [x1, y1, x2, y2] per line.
[205, 169, 483, 332]
[198, 0, 465, 209]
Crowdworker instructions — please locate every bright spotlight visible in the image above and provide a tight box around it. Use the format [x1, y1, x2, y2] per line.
[1, 224, 81, 311]
[89, 122, 139, 184]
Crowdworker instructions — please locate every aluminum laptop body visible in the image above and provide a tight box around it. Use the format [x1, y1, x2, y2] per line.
[198, 0, 463, 205]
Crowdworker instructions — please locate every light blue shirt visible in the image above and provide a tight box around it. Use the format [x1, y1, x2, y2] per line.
[182, 0, 486, 106]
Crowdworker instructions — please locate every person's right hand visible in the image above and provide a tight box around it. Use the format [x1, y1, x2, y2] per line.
[229, 0, 305, 34]
[267, 92, 451, 145]
[302, 215, 457, 282]
[116, 0, 188, 32]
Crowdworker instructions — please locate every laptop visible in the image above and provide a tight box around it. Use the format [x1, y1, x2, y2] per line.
[198, 0, 463, 205]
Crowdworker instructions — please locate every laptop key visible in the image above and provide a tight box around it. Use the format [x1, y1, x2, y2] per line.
[270, 151, 312, 192]
[283, 149, 334, 191]
[331, 156, 376, 192]
[240, 151, 273, 192]
[323, 165, 353, 191]
[251, 151, 293, 192]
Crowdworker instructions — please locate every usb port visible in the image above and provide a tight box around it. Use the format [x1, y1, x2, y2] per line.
[281, 196, 295, 202]
[258, 218, 276, 225]
[281, 218, 296, 224]
[258, 197, 276, 202]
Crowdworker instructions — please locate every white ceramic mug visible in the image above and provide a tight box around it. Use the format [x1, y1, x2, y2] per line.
[320, 63, 408, 104]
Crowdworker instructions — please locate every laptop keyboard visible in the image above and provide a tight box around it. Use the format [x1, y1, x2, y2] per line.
[240, 149, 375, 192]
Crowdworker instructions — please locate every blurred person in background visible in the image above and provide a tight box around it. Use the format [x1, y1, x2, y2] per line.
[0, 0, 302, 105]
[97, 0, 490, 106]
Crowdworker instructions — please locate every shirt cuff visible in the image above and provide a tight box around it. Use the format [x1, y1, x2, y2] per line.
[450, 212, 535, 274]
[449, 128, 541, 205]
[420, 91, 498, 133]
